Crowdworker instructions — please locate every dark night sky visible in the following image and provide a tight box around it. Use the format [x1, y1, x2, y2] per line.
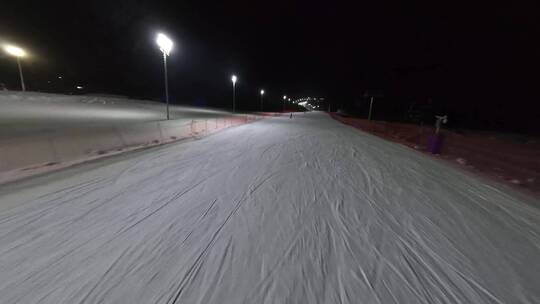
[1, 0, 539, 133]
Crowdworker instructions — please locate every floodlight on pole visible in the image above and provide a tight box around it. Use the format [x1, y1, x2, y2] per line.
[260, 89, 265, 111]
[3, 44, 27, 91]
[156, 33, 173, 55]
[156, 33, 173, 120]
[231, 75, 237, 113]
[3, 45, 26, 57]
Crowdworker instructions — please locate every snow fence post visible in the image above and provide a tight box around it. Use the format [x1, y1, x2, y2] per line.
[157, 121, 164, 143]
[114, 126, 127, 147]
[46, 132, 60, 164]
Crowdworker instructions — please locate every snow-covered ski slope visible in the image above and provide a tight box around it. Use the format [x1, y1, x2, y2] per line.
[0, 112, 539, 303]
[0, 91, 233, 137]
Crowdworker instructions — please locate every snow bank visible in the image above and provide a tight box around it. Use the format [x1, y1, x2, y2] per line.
[329, 113, 540, 193]
[0, 92, 260, 183]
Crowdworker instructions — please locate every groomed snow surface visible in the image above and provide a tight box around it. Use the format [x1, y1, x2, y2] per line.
[0, 112, 539, 303]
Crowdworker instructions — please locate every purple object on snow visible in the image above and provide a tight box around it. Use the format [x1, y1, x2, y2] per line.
[427, 134, 444, 154]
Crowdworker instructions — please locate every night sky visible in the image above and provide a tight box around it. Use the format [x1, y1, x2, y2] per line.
[1, 1, 539, 133]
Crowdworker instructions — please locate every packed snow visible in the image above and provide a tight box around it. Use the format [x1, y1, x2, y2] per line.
[0, 112, 539, 303]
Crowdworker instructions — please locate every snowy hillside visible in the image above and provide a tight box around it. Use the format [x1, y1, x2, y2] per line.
[0, 91, 232, 130]
[0, 92, 256, 183]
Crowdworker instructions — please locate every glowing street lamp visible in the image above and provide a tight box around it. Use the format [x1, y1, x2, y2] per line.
[3, 44, 27, 91]
[260, 89, 265, 111]
[156, 33, 173, 120]
[231, 75, 237, 113]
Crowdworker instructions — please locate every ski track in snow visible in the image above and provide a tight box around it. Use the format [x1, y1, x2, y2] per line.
[0, 112, 539, 303]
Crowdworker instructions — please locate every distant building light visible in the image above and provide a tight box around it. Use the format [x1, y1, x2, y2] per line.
[76, 86, 84, 90]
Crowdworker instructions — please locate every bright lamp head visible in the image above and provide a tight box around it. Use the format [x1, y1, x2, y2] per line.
[283, 95, 287, 100]
[260, 89, 265, 95]
[231, 75, 237, 84]
[156, 33, 173, 56]
[3, 45, 26, 57]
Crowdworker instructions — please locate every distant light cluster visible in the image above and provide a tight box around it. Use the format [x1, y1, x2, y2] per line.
[291, 97, 325, 109]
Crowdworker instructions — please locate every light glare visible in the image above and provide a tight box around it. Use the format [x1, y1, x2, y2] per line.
[231, 75, 237, 84]
[156, 33, 173, 55]
[260, 89, 265, 95]
[3, 45, 26, 57]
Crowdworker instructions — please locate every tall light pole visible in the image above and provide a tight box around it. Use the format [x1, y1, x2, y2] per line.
[231, 75, 237, 113]
[3, 45, 27, 91]
[286, 98, 291, 112]
[260, 89, 265, 111]
[283, 95, 287, 112]
[368, 96, 374, 121]
[156, 33, 173, 120]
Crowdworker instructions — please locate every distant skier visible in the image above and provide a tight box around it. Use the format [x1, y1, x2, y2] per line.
[289, 113, 293, 119]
